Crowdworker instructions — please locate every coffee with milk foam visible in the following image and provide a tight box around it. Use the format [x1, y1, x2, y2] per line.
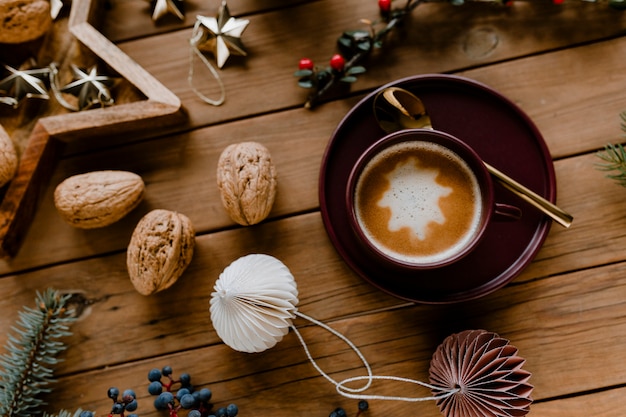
[354, 141, 483, 265]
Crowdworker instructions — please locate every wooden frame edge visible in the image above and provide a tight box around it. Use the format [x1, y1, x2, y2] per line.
[0, 0, 183, 258]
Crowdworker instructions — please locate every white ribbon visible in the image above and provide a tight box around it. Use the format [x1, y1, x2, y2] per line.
[292, 311, 459, 402]
[188, 19, 226, 106]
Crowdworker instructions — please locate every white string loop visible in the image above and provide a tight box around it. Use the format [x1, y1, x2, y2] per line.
[188, 19, 226, 106]
[292, 311, 458, 402]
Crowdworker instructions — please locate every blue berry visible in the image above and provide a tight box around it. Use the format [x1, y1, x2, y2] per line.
[123, 389, 136, 400]
[215, 407, 227, 417]
[358, 400, 369, 412]
[148, 381, 163, 395]
[148, 368, 162, 382]
[127, 414, 139, 417]
[111, 403, 124, 415]
[162, 366, 173, 376]
[330, 408, 347, 417]
[226, 403, 239, 417]
[197, 388, 212, 402]
[79, 411, 94, 417]
[154, 391, 175, 410]
[180, 393, 197, 409]
[176, 388, 191, 400]
[125, 399, 138, 412]
[179, 373, 191, 386]
[188, 411, 202, 417]
[107, 387, 120, 400]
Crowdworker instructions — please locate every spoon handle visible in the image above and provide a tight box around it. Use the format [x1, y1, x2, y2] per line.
[484, 162, 573, 228]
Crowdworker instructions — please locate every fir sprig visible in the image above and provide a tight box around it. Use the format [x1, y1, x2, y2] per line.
[0, 289, 77, 417]
[596, 111, 626, 187]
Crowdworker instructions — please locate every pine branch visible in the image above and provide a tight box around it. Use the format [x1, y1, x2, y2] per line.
[596, 111, 626, 187]
[44, 409, 91, 417]
[0, 289, 77, 417]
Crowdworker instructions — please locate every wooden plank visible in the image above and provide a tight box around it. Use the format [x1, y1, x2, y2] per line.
[101, 0, 313, 42]
[457, 38, 626, 159]
[0, 98, 623, 280]
[114, 0, 626, 130]
[0, 259, 622, 415]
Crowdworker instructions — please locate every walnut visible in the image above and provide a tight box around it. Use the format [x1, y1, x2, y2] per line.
[0, 0, 52, 44]
[0, 124, 18, 188]
[216, 142, 277, 226]
[126, 209, 195, 296]
[53, 170, 145, 229]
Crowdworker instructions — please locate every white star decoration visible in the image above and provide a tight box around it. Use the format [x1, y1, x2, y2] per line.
[151, 0, 184, 21]
[194, 1, 249, 68]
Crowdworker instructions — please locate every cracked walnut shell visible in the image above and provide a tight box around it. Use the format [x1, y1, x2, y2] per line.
[217, 142, 277, 226]
[127, 209, 195, 296]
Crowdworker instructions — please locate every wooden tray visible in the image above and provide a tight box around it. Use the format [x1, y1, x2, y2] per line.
[0, 0, 182, 257]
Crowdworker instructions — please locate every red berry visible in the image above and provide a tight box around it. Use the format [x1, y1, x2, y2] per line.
[378, 0, 391, 12]
[298, 58, 314, 70]
[552, 0, 564, 3]
[329, 54, 345, 71]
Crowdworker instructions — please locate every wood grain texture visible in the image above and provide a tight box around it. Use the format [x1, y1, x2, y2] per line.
[0, 2, 625, 417]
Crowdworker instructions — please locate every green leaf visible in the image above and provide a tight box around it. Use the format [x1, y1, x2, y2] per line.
[294, 69, 313, 77]
[346, 66, 366, 75]
[340, 76, 358, 83]
[298, 80, 314, 89]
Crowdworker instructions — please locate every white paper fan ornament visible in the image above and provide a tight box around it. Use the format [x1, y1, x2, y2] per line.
[210, 254, 299, 353]
[209, 254, 530, 414]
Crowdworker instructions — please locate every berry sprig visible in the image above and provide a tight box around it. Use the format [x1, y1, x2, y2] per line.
[106, 388, 139, 417]
[148, 366, 238, 417]
[294, 0, 625, 109]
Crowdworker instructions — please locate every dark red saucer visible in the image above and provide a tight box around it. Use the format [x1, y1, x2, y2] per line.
[319, 74, 555, 304]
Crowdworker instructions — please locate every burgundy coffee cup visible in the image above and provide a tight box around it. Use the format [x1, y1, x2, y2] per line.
[346, 129, 521, 271]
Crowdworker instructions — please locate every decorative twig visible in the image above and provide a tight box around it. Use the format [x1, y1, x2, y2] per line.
[294, 0, 626, 109]
[0, 289, 77, 417]
[596, 111, 626, 186]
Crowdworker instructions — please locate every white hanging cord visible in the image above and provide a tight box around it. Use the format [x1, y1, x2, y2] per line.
[335, 375, 459, 402]
[292, 311, 459, 402]
[48, 63, 79, 112]
[292, 311, 373, 393]
[188, 19, 226, 106]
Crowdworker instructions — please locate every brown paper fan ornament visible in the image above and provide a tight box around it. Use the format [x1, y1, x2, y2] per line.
[428, 329, 533, 417]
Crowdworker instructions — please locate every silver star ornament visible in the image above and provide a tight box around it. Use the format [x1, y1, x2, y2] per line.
[151, 0, 184, 21]
[194, 1, 249, 68]
[60, 65, 116, 111]
[0, 64, 51, 108]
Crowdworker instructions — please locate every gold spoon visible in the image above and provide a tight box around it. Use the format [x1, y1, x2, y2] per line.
[373, 86, 573, 228]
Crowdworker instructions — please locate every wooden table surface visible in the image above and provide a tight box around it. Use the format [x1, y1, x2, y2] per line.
[1, 1, 626, 416]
